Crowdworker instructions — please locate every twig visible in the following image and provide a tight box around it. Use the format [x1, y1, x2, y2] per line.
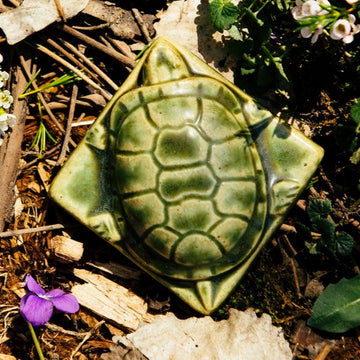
[45, 37, 97, 81]
[290, 257, 302, 299]
[297, 199, 306, 211]
[0, 224, 64, 238]
[349, 218, 360, 231]
[72, 23, 109, 31]
[21, 143, 61, 171]
[61, 40, 119, 91]
[132, 8, 152, 43]
[45, 323, 87, 340]
[57, 24, 136, 68]
[72, 120, 94, 127]
[70, 320, 105, 360]
[99, 35, 114, 49]
[0, 56, 28, 231]
[280, 224, 297, 234]
[54, 0, 66, 22]
[19, 55, 77, 148]
[282, 234, 297, 256]
[314, 344, 332, 360]
[35, 43, 112, 101]
[57, 84, 78, 165]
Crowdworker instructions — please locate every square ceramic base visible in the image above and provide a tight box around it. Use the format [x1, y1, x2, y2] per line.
[49, 38, 323, 314]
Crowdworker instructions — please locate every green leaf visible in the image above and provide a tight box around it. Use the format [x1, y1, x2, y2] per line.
[227, 24, 242, 40]
[209, 0, 240, 31]
[312, 218, 336, 253]
[308, 274, 360, 333]
[350, 147, 360, 164]
[296, 222, 312, 238]
[350, 98, 360, 125]
[336, 232, 354, 256]
[307, 199, 332, 223]
[305, 241, 320, 255]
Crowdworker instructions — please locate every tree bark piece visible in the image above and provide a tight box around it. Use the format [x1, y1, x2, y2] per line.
[87, 261, 142, 280]
[48, 235, 84, 262]
[72, 269, 154, 331]
[0, 58, 29, 231]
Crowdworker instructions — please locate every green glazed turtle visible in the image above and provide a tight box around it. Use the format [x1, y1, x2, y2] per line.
[49, 37, 324, 314]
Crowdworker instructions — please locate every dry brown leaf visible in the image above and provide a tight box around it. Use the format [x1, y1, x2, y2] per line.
[83, 0, 155, 39]
[0, 0, 90, 45]
[154, 0, 236, 81]
[0, 355, 17, 360]
[116, 309, 293, 360]
[37, 162, 51, 192]
[79, 94, 107, 108]
[291, 320, 338, 359]
[27, 181, 42, 194]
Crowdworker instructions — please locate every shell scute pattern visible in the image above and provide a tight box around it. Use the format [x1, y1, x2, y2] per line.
[110, 76, 267, 280]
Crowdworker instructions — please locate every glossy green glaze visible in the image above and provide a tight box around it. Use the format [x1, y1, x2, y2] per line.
[49, 38, 324, 314]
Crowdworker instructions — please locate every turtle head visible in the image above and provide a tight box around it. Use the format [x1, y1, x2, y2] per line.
[142, 38, 191, 86]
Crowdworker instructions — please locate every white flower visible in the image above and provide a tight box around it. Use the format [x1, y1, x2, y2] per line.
[0, 90, 13, 109]
[0, 114, 9, 132]
[300, 25, 324, 43]
[0, 113, 15, 133]
[292, 0, 329, 42]
[0, 71, 9, 88]
[292, 0, 329, 20]
[0, 113, 15, 146]
[331, 15, 360, 43]
[0, 54, 3, 64]
[345, 0, 358, 4]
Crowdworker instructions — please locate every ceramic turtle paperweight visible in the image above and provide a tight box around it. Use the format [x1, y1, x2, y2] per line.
[49, 37, 324, 314]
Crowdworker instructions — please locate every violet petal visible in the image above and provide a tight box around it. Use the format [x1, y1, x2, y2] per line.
[46, 289, 65, 298]
[20, 293, 53, 326]
[25, 275, 46, 295]
[51, 293, 79, 314]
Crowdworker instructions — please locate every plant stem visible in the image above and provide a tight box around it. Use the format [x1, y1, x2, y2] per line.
[27, 321, 45, 360]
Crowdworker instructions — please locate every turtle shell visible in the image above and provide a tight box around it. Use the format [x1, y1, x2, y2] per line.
[109, 75, 267, 281]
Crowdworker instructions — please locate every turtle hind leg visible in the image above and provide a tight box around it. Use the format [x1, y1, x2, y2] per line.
[271, 178, 301, 216]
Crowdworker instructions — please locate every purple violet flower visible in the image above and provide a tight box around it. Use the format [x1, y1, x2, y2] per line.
[20, 274, 79, 326]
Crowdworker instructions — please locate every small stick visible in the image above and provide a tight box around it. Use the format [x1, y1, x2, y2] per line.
[35, 43, 112, 101]
[57, 84, 78, 165]
[45, 323, 87, 340]
[70, 320, 105, 360]
[72, 120, 94, 127]
[99, 35, 114, 49]
[19, 55, 77, 148]
[132, 8, 152, 43]
[297, 199, 306, 211]
[54, 0, 66, 22]
[290, 257, 302, 299]
[45, 38, 97, 80]
[282, 234, 297, 256]
[21, 143, 61, 171]
[0, 224, 64, 238]
[349, 218, 360, 231]
[280, 224, 297, 234]
[72, 23, 109, 31]
[314, 344, 331, 360]
[61, 40, 119, 91]
[58, 24, 136, 68]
